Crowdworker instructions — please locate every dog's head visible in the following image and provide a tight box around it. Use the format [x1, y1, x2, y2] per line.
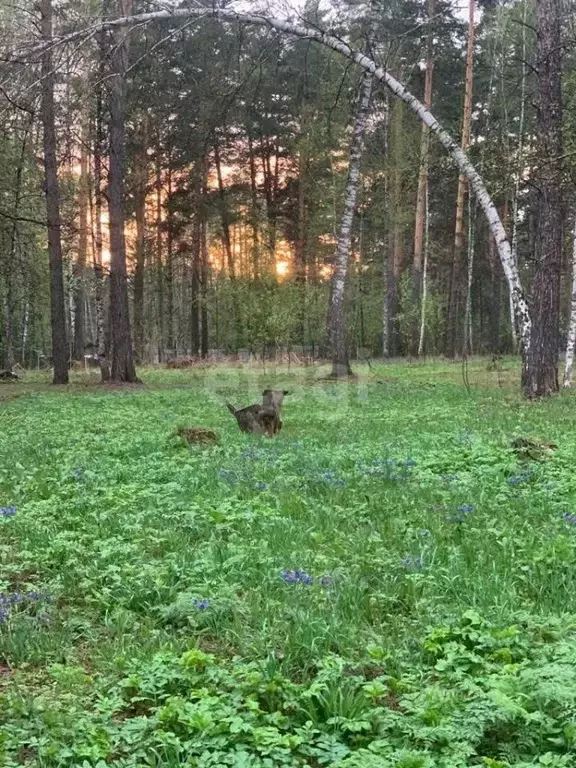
[262, 389, 290, 408]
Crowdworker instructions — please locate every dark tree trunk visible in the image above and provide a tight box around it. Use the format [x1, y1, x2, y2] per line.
[522, 0, 563, 398]
[1, 119, 31, 370]
[40, 0, 68, 385]
[214, 139, 242, 347]
[132, 116, 147, 363]
[166, 159, 175, 353]
[190, 223, 201, 356]
[93, 28, 108, 382]
[488, 232, 501, 353]
[200, 217, 209, 358]
[133, 185, 146, 362]
[247, 135, 260, 279]
[73, 128, 89, 361]
[155, 145, 164, 361]
[107, 0, 138, 382]
[295, 147, 308, 283]
[200, 162, 209, 358]
[213, 140, 235, 279]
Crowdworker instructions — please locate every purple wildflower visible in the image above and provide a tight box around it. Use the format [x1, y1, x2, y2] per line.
[281, 569, 314, 585]
[401, 555, 424, 572]
[193, 598, 210, 611]
[457, 504, 474, 514]
[0, 506, 16, 518]
[563, 513, 576, 526]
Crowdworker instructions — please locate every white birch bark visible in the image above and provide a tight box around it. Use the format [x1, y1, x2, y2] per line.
[463, 191, 475, 355]
[418, 181, 429, 357]
[510, 0, 528, 350]
[563, 219, 576, 387]
[330, 71, 373, 377]
[26, 6, 531, 353]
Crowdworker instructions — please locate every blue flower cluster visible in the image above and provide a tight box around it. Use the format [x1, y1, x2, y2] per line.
[401, 554, 425, 572]
[0, 591, 49, 623]
[218, 468, 244, 487]
[441, 473, 459, 483]
[317, 470, 345, 488]
[448, 503, 474, 523]
[281, 569, 332, 587]
[563, 513, 576, 526]
[507, 469, 533, 486]
[193, 598, 210, 611]
[0, 506, 16, 518]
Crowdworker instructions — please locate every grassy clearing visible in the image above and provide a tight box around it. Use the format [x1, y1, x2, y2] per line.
[2, 360, 576, 766]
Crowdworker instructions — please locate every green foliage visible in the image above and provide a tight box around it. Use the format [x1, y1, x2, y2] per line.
[3, 362, 576, 765]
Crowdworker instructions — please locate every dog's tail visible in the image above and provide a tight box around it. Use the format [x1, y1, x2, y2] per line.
[226, 402, 236, 415]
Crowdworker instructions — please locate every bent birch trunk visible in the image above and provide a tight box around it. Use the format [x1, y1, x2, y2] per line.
[330, 72, 373, 378]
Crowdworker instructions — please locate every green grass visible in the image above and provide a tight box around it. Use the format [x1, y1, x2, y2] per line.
[2, 360, 576, 766]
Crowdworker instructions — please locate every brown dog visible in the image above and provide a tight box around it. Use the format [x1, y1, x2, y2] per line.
[261, 390, 290, 435]
[226, 390, 290, 437]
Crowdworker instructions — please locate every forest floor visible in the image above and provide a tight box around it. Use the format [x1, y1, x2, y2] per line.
[2, 358, 576, 767]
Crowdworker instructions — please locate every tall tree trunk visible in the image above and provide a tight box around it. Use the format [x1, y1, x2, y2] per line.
[1, 119, 31, 370]
[133, 181, 146, 362]
[73, 122, 89, 361]
[522, 0, 563, 398]
[412, 0, 434, 355]
[330, 72, 373, 378]
[190, 221, 201, 356]
[133, 116, 147, 363]
[295, 146, 308, 283]
[509, 0, 528, 350]
[381, 94, 390, 357]
[214, 139, 242, 347]
[200, 163, 209, 359]
[247, 135, 260, 278]
[387, 99, 404, 358]
[463, 193, 475, 355]
[447, 0, 475, 358]
[107, 0, 138, 382]
[166, 158, 175, 353]
[93, 27, 108, 379]
[563, 219, 576, 387]
[418, 181, 430, 356]
[40, 0, 68, 385]
[488, 231, 501, 353]
[155, 147, 164, 361]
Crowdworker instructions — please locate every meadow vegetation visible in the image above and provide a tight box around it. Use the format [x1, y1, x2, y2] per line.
[1, 361, 576, 767]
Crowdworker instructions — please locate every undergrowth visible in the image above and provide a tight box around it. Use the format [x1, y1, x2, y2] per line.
[1, 360, 576, 766]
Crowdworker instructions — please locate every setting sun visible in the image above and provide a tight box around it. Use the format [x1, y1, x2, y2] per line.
[276, 260, 289, 278]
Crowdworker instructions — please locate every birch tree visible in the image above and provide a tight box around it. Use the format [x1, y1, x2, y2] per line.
[563, 220, 576, 388]
[330, 71, 373, 378]
[412, 0, 434, 356]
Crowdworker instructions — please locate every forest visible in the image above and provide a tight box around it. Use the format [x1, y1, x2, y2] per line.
[3, 0, 576, 766]
[0, 0, 571, 394]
